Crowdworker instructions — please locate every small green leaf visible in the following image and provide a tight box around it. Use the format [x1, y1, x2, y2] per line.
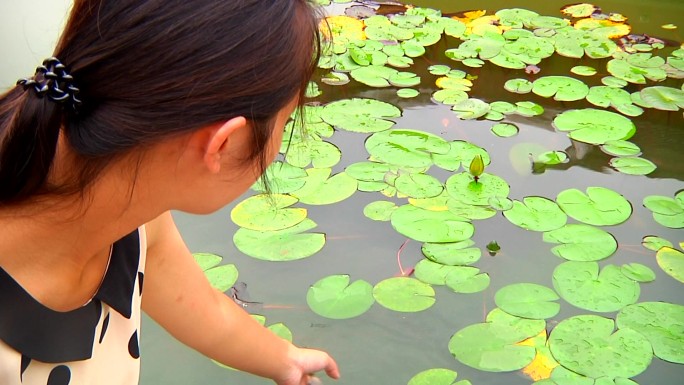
[504, 78, 533, 94]
[408, 368, 459, 385]
[491, 122, 519, 137]
[617, 302, 684, 364]
[641, 235, 673, 251]
[620, 263, 656, 282]
[373, 277, 435, 312]
[657, 246, 684, 283]
[610, 157, 657, 175]
[363, 201, 397, 221]
[503, 197, 567, 232]
[306, 275, 375, 319]
[397, 88, 420, 98]
[543, 224, 617, 261]
[571, 65, 597, 76]
[494, 283, 560, 319]
[556, 187, 632, 226]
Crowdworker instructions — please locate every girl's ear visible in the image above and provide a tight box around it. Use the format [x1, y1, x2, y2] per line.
[203, 116, 248, 174]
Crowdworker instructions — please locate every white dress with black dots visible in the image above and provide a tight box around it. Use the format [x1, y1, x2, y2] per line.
[0, 227, 147, 385]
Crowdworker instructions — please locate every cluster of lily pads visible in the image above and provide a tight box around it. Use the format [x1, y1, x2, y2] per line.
[192, 2, 684, 384]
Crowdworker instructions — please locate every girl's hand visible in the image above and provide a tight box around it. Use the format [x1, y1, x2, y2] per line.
[276, 345, 340, 385]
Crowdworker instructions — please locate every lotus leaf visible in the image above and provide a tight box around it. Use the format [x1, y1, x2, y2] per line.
[231, 194, 306, 231]
[620, 263, 656, 282]
[552, 262, 640, 312]
[547, 366, 594, 385]
[548, 315, 652, 379]
[641, 235, 673, 251]
[365, 23, 414, 42]
[391, 14, 425, 29]
[366, 129, 450, 168]
[570, 65, 597, 76]
[489, 50, 526, 69]
[409, 28, 442, 47]
[491, 122, 518, 137]
[529, 16, 569, 30]
[502, 36, 555, 62]
[446, 172, 510, 206]
[407, 368, 460, 385]
[431, 141, 490, 174]
[656, 246, 684, 283]
[422, 241, 481, 266]
[643, 194, 684, 228]
[504, 78, 533, 94]
[233, 218, 325, 261]
[397, 88, 419, 98]
[617, 302, 684, 364]
[553, 108, 636, 145]
[610, 157, 656, 175]
[306, 275, 375, 319]
[452, 98, 491, 120]
[607, 58, 667, 84]
[503, 197, 567, 232]
[390, 204, 474, 243]
[484, 110, 504, 121]
[460, 32, 506, 60]
[532, 76, 589, 101]
[600, 140, 641, 157]
[357, 181, 387, 193]
[408, 191, 450, 211]
[204, 264, 239, 292]
[321, 98, 401, 133]
[291, 169, 357, 205]
[639, 86, 684, 111]
[586, 86, 631, 108]
[494, 283, 560, 319]
[373, 277, 435, 312]
[514, 101, 544, 117]
[543, 224, 617, 261]
[442, 18, 467, 38]
[393, 172, 444, 199]
[363, 201, 397, 221]
[445, 267, 490, 293]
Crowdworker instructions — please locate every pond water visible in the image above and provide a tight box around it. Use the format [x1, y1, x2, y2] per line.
[2, 1, 683, 385]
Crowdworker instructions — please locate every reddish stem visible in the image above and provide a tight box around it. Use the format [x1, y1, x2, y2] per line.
[396, 239, 412, 276]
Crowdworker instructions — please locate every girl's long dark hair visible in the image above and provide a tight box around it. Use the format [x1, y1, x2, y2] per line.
[0, 0, 321, 204]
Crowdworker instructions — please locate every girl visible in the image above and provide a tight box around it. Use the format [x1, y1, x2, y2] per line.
[0, 1, 340, 384]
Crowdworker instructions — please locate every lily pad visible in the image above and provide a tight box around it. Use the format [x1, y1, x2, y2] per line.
[532, 76, 589, 101]
[366, 129, 450, 168]
[543, 224, 617, 261]
[204, 264, 239, 292]
[231, 194, 307, 231]
[407, 368, 461, 385]
[428, 64, 451, 75]
[253, 161, 307, 194]
[445, 172, 510, 206]
[514, 101, 544, 117]
[192, 252, 223, 271]
[445, 267, 490, 293]
[415, 260, 479, 286]
[552, 261, 640, 312]
[495, 283, 560, 320]
[321, 98, 401, 133]
[452, 98, 491, 120]
[373, 277, 435, 312]
[285, 140, 341, 169]
[433, 141, 490, 172]
[639, 86, 684, 111]
[394, 173, 444, 199]
[291, 168, 358, 205]
[422, 241, 481, 266]
[571, 65, 597, 76]
[397, 88, 420, 98]
[656, 246, 684, 283]
[548, 315, 652, 379]
[610, 157, 657, 175]
[306, 275, 375, 319]
[233, 218, 325, 261]
[620, 263, 656, 282]
[617, 302, 684, 364]
[553, 108, 636, 145]
[503, 197, 567, 232]
[600, 140, 641, 157]
[363, 201, 397, 221]
[491, 122, 519, 137]
[642, 235, 673, 251]
[389, 71, 421, 87]
[390, 204, 474, 243]
[556, 187, 632, 226]
[505, 78, 533, 94]
[607, 57, 667, 84]
[643, 193, 684, 228]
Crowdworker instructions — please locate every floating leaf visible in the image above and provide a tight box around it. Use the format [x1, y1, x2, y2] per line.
[373, 277, 435, 312]
[433, 141, 490, 172]
[600, 140, 641, 157]
[291, 169, 357, 205]
[536, 151, 567, 165]
[656, 246, 684, 283]
[607, 57, 667, 84]
[204, 264, 239, 292]
[491, 122, 519, 137]
[452, 98, 491, 119]
[389, 71, 421, 87]
[641, 235, 673, 251]
[514, 101, 544, 117]
[345, 161, 392, 182]
[639, 86, 684, 111]
[253, 161, 307, 194]
[397, 88, 419, 98]
[504, 78, 533, 94]
[553, 261, 640, 312]
[321, 98, 401, 133]
[601, 75, 628, 88]
[407, 368, 460, 385]
[617, 302, 684, 364]
[610, 157, 656, 175]
[495, 283, 560, 320]
[561, 3, 598, 18]
[422, 241, 481, 266]
[363, 201, 397, 221]
[662, 24, 678, 30]
[548, 315, 652, 380]
[643, 193, 684, 228]
[391, 204, 474, 243]
[543, 224, 617, 261]
[233, 218, 325, 261]
[503, 197, 567, 232]
[556, 187, 632, 226]
[620, 263, 656, 282]
[285, 140, 341, 169]
[394, 173, 444, 199]
[532, 76, 590, 101]
[446, 172, 510, 206]
[231, 194, 307, 231]
[192, 252, 223, 271]
[306, 275, 375, 319]
[445, 267, 490, 293]
[553, 108, 636, 145]
[428, 64, 451, 75]
[321, 71, 350, 86]
[571, 65, 597, 76]
[447, 199, 497, 220]
[415, 260, 479, 286]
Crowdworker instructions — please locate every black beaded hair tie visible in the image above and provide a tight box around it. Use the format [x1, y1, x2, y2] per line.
[17, 57, 82, 113]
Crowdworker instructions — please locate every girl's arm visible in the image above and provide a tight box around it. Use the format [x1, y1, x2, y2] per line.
[141, 211, 339, 384]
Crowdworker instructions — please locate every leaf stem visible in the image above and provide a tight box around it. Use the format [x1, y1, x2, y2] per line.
[397, 238, 411, 276]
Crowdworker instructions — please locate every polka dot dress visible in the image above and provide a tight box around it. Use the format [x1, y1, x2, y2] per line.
[0, 227, 147, 385]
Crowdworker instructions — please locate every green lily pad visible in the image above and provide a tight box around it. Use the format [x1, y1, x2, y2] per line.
[514, 101, 544, 117]
[643, 193, 684, 228]
[571, 65, 597, 76]
[489, 196, 514, 211]
[445, 172, 510, 206]
[616, 302, 684, 364]
[447, 199, 497, 220]
[656, 246, 684, 283]
[548, 315, 652, 379]
[536, 151, 568, 165]
[363, 200, 397, 221]
[640, 86, 684, 111]
[407, 368, 460, 385]
[253, 161, 307, 194]
[553, 261, 640, 312]
[586, 86, 632, 109]
[503, 197, 568, 232]
[393, 172, 444, 199]
[620, 263, 656, 282]
[491, 122, 519, 137]
[321, 71, 350, 86]
[366, 129, 450, 168]
[556, 187, 632, 226]
[428, 64, 451, 75]
[543, 224, 617, 261]
[345, 161, 392, 182]
[642, 235, 673, 251]
[306, 275, 375, 319]
[390, 204, 474, 243]
[445, 267, 490, 293]
[496, 8, 540, 28]
[490, 101, 516, 114]
[452, 98, 491, 120]
[433, 141, 490, 172]
[610, 157, 657, 175]
[462, 58, 485, 68]
[600, 140, 641, 157]
[291, 168, 357, 205]
[192, 252, 223, 271]
[504, 78, 533, 94]
[233, 218, 325, 261]
[532, 76, 589, 101]
[553, 108, 636, 145]
[433, 89, 469, 105]
[494, 283, 560, 320]
[231, 194, 307, 231]
[285, 140, 341, 169]
[607, 57, 667, 84]
[397, 88, 420, 98]
[204, 264, 239, 292]
[373, 277, 435, 312]
[422, 241, 481, 266]
[389, 71, 421, 87]
[415, 260, 478, 286]
[321, 98, 401, 133]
